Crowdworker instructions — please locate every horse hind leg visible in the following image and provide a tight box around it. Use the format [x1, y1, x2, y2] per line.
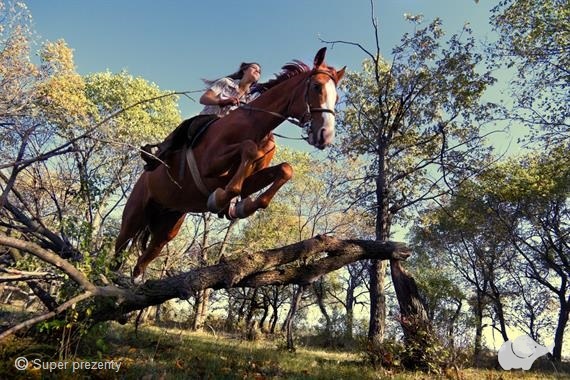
[132, 210, 185, 285]
[111, 175, 150, 271]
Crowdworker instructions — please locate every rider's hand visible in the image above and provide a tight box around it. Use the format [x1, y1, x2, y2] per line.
[218, 97, 239, 107]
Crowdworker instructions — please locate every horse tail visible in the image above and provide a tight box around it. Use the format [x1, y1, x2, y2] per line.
[134, 226, 151, 252]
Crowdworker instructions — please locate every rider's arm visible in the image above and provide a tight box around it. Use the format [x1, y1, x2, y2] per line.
[200, 89, 238, 107]
[199, 89, 222, 105]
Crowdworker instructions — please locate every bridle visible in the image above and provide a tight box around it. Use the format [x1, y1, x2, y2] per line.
[239, 69, 337, 134]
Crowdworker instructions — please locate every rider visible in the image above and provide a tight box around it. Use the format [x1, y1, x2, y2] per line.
[199, 62, 262, 116]
[141, 62, 262, 170]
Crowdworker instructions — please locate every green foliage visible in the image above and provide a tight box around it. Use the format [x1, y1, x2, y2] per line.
[413, 145, 569, 358]
[363, 330, 465, 374]
[85, 71, 180, 142]
[491, 0, 568, 86]
[490, 0, 569, 145]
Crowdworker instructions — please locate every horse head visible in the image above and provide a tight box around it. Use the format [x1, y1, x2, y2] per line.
[294, 48, 345, 149]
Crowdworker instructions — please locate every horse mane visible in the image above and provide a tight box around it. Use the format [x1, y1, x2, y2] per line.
[253, 60, 311, 93]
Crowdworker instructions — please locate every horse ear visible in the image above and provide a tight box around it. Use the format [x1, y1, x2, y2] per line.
[336, 66, 346, 82]
[314, 47, 327, 67]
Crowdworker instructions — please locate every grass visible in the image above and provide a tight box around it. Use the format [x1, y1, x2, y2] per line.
[0, 321, 568, 379]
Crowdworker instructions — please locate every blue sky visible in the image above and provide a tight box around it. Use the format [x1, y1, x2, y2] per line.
[23, 1, 515, 153]
[25, 0, 494, 113]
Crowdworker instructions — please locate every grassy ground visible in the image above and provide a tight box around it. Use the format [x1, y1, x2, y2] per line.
[0, 322, 568, 379]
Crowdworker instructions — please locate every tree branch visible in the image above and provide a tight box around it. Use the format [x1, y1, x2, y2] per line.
[0, 291, 93, 340]
[0, 234, 410, 334]
[0, 234, 95, 291]
[93, 235, 411, 322]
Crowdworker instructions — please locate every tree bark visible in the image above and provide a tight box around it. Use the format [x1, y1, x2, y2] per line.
[90, 235, 409, 323]
[245, 288, 259, 326]
[259, 295, 269, 332]
[390, 260, 429, 337]
[369, 152, 392, 345]
[194, 217, 234, 331]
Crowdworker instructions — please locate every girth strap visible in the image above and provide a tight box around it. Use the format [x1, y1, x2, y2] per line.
[186, 148, 210, 197]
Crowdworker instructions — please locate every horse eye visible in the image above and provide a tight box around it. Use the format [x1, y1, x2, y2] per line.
[313, 83, 323, 93]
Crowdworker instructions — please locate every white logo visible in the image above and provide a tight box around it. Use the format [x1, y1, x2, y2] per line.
[498, 335, 554, 370]
[14, 357, 28, 371]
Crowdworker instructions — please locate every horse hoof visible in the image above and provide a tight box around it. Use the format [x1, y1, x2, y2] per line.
[234, 197, 251, 219]
[132, 267, 144, 285]
[207, 188, 224, 213]
[227, 197, 239, 220]
[234, 201, 246, 218]
[132, 274, 144, 285]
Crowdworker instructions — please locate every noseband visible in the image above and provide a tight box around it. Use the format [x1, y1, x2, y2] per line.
[239, 69, 337, 131]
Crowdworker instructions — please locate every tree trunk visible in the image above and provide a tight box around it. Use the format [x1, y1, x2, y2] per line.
[489, 281, 509, 342]
[345, 283, 355, 340]
[368, 260, 387, 345]
[259, 297, 269, 332]
[245, 288, 259, 326]
[269, 308, 278, 334]
[285, 285, 305, 351]
[194, 221, 233, 330]
[492, 300, 509, 343]
[369, 159, 390, 346]
[154, 303, 162, 324]
[192, 289, 211, 330]
[473, 292, 485, 365]
[552, 298, 569, 361]
[225, 292, 236, 331]
[236, 289, 252, 325]
[447, 300, 462, 348]
[0, 234, 410, 336]
[313, 281, 332, 341]
[390, 260, 429, 335]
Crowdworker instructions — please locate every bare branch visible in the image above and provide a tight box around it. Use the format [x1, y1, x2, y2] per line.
[0, 234, 95, 291]
[0, 291, 93, 340]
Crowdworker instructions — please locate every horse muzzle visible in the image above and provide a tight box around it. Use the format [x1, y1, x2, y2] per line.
[308, 125, 335, 150]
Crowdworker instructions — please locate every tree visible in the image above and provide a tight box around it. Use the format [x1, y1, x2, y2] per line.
[490, 0, 569, 145]
[405, 247, 467, 350]
[411, 187, 517, 360]
[486, 148, 569, 361]
[414, 146, 569, 361]
[322, 3, 496, 362]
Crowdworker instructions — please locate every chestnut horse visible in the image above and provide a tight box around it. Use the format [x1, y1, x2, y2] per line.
[114, 48, 345, 284]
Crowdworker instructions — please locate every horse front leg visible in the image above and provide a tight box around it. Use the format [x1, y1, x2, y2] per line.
[206, 140, 265, 213]
[232, 162, 293, 218]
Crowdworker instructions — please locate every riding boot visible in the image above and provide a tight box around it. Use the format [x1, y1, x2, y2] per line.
[140, 144, 161, 171]
[141, 138, 173, 171]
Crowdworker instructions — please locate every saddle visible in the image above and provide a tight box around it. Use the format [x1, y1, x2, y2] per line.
[141, 114, 219, 171]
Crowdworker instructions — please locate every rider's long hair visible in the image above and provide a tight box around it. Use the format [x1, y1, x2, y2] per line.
[202, 62, 261, 86]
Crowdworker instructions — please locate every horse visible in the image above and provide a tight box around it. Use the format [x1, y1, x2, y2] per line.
[114, 48, 345, 284]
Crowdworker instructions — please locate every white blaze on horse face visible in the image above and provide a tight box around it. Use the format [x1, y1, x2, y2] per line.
[316, 80, 337, 148]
